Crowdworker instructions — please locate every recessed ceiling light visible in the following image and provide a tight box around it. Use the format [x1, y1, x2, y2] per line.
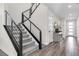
[68, 5, 72, 8]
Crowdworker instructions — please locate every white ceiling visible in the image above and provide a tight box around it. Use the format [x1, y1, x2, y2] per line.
[45, 3, 79, 18]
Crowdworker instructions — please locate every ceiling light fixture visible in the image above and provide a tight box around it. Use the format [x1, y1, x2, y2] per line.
[68, 5, 72, 8]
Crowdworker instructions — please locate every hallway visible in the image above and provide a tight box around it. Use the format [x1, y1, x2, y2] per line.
[29, 37, 79, 56]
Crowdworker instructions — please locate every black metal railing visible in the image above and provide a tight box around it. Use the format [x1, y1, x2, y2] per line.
[22, 14, 42, 49]
[4, 3, 41, 56]
[21, 3, 42, 49]
[22, 3, 40, 23]
[5, 10, 22, 56]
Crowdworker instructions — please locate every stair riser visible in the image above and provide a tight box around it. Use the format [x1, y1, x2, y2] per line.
[12, 38, 32, 44]
[13, 28, 25, 31]
[23, 38, 32, 43]
[13, 32, 27, 35]
[23, 42, 35, 50]
[23, 46, 38, 56]
[14, 35, 29, 39]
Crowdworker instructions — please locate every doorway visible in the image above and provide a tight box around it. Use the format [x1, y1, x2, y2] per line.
[66, 18, 77, 37]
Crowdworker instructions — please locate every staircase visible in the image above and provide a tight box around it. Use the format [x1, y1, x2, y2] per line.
[4, 3, 42, 56]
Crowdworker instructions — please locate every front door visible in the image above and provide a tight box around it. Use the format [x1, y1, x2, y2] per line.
[66, 19, 77, 37]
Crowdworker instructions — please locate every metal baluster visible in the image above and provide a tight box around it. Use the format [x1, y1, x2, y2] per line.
[11, 20, 13, 33]
[19, 32, 22, 56]
[30, 22, 31, 32]
[39, 31, 42, 49]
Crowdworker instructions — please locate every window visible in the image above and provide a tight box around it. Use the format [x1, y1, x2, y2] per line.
[68, 22, 73, 26]
[68, 32, 73, 35]
[68, 22, 74, 35]
[68, 25, 73, 28]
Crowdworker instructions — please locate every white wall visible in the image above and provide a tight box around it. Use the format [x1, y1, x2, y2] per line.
[77, 17, 79, 41]
[46, 10, 54, 44]
[61, 17, 66, 38]
[31, 4, 63, 45]
[4, 3, 31, 24]
[0, 3, 17, 56]
[30, 4, 49, 45]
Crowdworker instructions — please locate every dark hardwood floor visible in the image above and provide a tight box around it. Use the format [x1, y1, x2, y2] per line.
[29, 37, 79, 56]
